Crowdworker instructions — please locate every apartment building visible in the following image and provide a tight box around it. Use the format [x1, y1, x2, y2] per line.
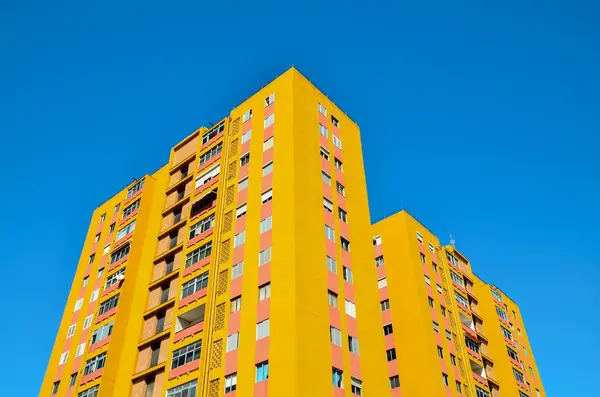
[39, 67, 545, 397]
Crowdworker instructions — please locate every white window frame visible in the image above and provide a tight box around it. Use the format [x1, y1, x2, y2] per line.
[74, 298, 83, 312]
[333, 135, 342, 149]
[322, 171, 331, 185]
[236, 204, 247, 218]
[83, 315, 93, 329]
[242, 109, 252, 123]
[59, 351, 69, 365]
[345, 300, 357, 318]
[318, 103, 327, 116]
[261, 189, 273, 203]
[264, 93, 275, 107]
[259, 283, 271, 301]
[233, 231, 246, 248]
[227, 332, 240, 352]
[238, 177, 249, 192]
[264, 114, 275, 129]
[259, 247, 272, 266]
[90, 289, 99, 303]
[195, 164, 221, 189]
[241, 129, 252, 144]
[67, 324, 76, 338]
[330, 326, 342, 346]
[232, 262, 243, 279]
[326, 256, 337, 273]
[325, 225, 335, 241]
[262, 162, 273, 176]
[260, 216, 272, 234]
[263, 137, 274, 151]
[256, 319, 270, 340]
[323, 198, 333, 212]
[378, 278, 388, 289]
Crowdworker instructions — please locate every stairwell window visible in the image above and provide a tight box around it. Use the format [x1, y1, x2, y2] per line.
[333, 135, 342, 150]
[242, 109, 252, 122]
[330, 326, 342, 346]
[181, 272, 209, 299]
[264, 114, 274, 129]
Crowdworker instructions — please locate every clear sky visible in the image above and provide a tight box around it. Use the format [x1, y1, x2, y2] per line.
[1, 1, 598, 395]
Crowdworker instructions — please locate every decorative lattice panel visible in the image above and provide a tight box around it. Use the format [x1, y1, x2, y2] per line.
[208, 378, 220, 397]
[222, 211, 233, 233]
[214, 302, 226, 330]
[219, 239, 231, 264]
[217, 271, 228, 296]
[227, 161, 237, 181]
[229, 138, 239, 158]
[225, 185, 235, 206]
[210, 339, 223, 369]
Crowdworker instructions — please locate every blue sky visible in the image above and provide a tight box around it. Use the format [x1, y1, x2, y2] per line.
[0, 0, 598, 395]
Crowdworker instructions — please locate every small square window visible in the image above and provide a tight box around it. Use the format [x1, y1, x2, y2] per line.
[240, 153, 250, 167]
[332, 115, 339, 127]
[334, 158, 343, 171]
[390, 375, 400, 389]
[262, 162, 273, 176]
[380, 299, 390, 311]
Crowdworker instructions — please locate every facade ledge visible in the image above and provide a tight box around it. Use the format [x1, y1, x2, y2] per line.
[161, 196, 191, 217]
[166, 174, 193, 195]
[170, 151, 196, 171]
[118, 209, 139, 227]
[157, 217, 188, 239]
[149, 269, 180, 289]
[168, 359, 200, 380]
[123, 188, 143, 205]
[131, 362, 166, 382]
[174, 321, 204, 344]
[486, 375, 500, 387]
[153, 243, 183, 263]
[138, 329, 171, 348]
[143, 298, 175, 318]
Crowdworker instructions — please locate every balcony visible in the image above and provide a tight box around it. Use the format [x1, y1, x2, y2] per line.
[174, 304, 205, 343]
[189, 190, 217, 221]
[459, 312, 478, 340]
[470, 360, 488, 386]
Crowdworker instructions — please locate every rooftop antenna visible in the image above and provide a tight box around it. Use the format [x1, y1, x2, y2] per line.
[449, 234, 456, 247]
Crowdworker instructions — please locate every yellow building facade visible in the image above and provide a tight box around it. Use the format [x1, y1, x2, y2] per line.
[39, 68, 545, 397]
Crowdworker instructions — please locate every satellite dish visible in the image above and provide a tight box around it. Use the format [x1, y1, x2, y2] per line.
[115, 274, 125, 281]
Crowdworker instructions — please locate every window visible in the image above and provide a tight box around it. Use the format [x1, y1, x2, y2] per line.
[83, 315, 93, 329]
[240, 153, 250, 167]
[74, 298, 83, 312]
[351, 377, 362, 396]
[189, 214, 215, 239]
[88, 254, 95, 264]
[428, 242, 435, 252]
[375, 256, 384, 267]
[501, 326, 513, 340]
[428, 296, 434, 307]
[507, 346, 519, 361]
[201, 122, 224, 144]
[90, 289, 99, 303]
[450, 271, 465, 287]
[326, 256, 337, 273]
[237, 177, 249, 192]
[263, 161, 273, 176]
[104, 268, 125, 290]
[320, 147, 330, 160]
[336, 182, 345, 196]
[166, 379, 198, 397]
[99, 213, 106, 223]
[91, 321, 113, 345]
[195, 164, 221, 189]
[385, 348, 396, 361]
[264, 114, 274, 128]
[51, 381, 59, 395]
[424, 275, 431, 285]
[199, 142, 222, 166]
[256, 361, 269, 382]
[83, 352, 107, 375]
[231, 262, 243, 279]
[416, 231, 423, 243]
[433, 263, 438, 272]
[67, 324, 76, 338]
[233, 231, 245, 248]
[332, 115, 339, 127]
[343, 267, 353, 283]
[476, 386, 491, 397]
[259, 283, 271, 301]
[323, 198, 334, 212]
[436, 284, 443, 294]
[334, 158, 343, 171]
[529, 366, 534, 376]
[263, 137, 274, 151]
[446, 330, 452, 340]
[170, 340, 202, 368]
[98, 294, 119, 315]
[319, 123, 329, 138]
[122, 199, 140, 218]
[325, 225, 335, 241]
[184, 242, 212, 268]
[513, 368, 525, 383]
[465, 337, 480, 353]
[420, 252, 426, 263]
[380, 299, 390, 311]
[330, 326, 342, 346]
[345, 300, 356, 318]
[94, 233, 100, 243]
[455, 291, 468, 307]
[242, 109, 252, 122]
[348, 336, 359, 354]
[390, 375, 400, 389]
[260, 216, 272, 233]
[513, 310, 517, 319]
[519, 393, 530, 397]
[59, 351, 68, 365]
[69, 373, 78, 387]
[224, 373, 237, 394]
[496, 306, 509, 321]
[264, 93, 275, 106]
[332, 368, 343, 388]
[437, 346, 444, 358]
[97, 267, 104, 278]
[236, 204, 247, 218]
[261, 189, 273, 203]
[373, 236, 382, 246]
[127, 179, 145, 198]
[491, 289, 503, 302]
[181, 273, 209, 299]
[323, 289, 338, 308]
[341, 237, 350, 252]
[322, 171, 331, 185]
[102, 244, 111, 255]
[256, 319, 270, 339]
[226, 333, 239, 352]
[78, 385, 99, 397]
[230, 296, 242, 313]
[441, 306, 446, 316]
[241, 129, 252, 144]
[383, 324, 393, 335]
[433, 321, 439, 332]
[450, 354, 456, 366]
[442, 373, 449, 386]
[109, 244, 130, 264]
[378, 278, 388, 289]
[319, 103, 327, 116]
[82, 276, 89, 288]
[333, 135, 342, 149]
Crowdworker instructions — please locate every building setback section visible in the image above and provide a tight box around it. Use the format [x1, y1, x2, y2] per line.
[39, 67, 545, 397]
